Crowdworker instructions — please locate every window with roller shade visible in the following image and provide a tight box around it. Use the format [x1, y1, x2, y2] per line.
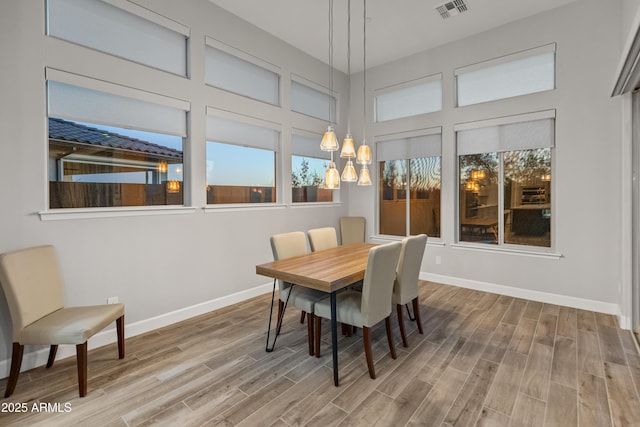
[291, 131, 333, 203]
[46, 69, 189, 208]
[205, 111, 279, 204]
[456, 111, 554, 248]
[377, 129, 441, 237]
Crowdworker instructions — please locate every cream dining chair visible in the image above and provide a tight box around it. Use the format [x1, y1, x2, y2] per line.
[339, 216, 366, 245]
[307, 227, 338, 252]
[0, 245, 125, 398]
[314, 241, 402, 379]
[393, 234, 427, 347]
[269, 232, 326, 355]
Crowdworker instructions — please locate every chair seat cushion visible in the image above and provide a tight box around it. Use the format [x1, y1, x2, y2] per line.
[281, 285, 326, 313]
[18, 303, 124, 345]
[314, 290, 364, 328]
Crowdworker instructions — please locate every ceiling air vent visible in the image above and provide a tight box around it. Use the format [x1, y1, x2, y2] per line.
[435, 0, 469, 19]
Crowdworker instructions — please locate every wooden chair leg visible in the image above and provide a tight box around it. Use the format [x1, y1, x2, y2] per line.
[314, 316, 322, 358]
[4, 343, 24, 398]
[397, 304, 408, 347]
[363, 326, 375, 379]
[412, 298, 424, 334]
[76, 342, 88, 397]
[116, 315, 125, 359]
[46, 345, 58, 368]
[307, 313, 315, 356]
[385, 317, 397, 360]
[300, 311, 306, 324]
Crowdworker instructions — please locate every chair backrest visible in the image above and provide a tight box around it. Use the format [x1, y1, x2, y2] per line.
[393, 234, 428, 305]
[340, 216, 366, 245]
[360, 241, 402, 327]
[307, 227, 338, 252]
[0, 245, 65, 340]
[270, 231, 308, 292]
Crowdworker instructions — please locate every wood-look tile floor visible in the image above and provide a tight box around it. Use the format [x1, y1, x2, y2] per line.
[1, 281, 640, 426]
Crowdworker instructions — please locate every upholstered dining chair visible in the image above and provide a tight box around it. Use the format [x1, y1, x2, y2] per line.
[393, 234, 427, 347]
[270, 232, 326, 355]
[307, 227, 338, 252]
[339, 216, 366, 245]
[314, 241, 402, 379]
[0, 245, 125, 398]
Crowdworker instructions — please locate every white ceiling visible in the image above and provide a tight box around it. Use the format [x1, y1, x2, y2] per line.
[208, 0, 577, 74]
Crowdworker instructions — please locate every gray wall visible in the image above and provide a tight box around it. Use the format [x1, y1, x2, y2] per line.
[0, 0, 632, 373]
[349, 0, 626, 314]
[0, 0, 349, 369]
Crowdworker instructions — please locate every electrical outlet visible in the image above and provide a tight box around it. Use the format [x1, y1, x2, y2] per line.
[107, 296, 119, 304]
[435, 256, 442, 265]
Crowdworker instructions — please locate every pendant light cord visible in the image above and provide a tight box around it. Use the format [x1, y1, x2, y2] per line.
[328, 0, 334, 127]
[362, 0, 366, 144]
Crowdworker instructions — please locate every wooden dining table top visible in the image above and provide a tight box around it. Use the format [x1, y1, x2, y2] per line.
[255, 242, 376, 293]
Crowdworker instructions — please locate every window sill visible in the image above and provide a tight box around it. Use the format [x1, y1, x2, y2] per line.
[289, 202, 343, 208]
[204, 203, 287, 213]
[370, 235, 445, 246]
[39, 206, 197, 221]
[451, 243, 562, 259]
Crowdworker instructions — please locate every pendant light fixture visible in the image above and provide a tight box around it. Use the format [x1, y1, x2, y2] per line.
[340, 0, 357, 182]
[322, 0, 340, 189]
[357, 0, 372, 186]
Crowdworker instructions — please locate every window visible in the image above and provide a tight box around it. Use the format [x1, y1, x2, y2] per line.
[291, 132, 333, 203]
[374, 75, 442, 122]
[205, 39, 280, 105]
[456, 111, 554, 248]
[47, 0, 188, 76]
[290, 79, 335, 122]
[47, 69, 189, 209]
[455, 44, 555, 107]
[377, 129, 442, 237]
[206, 112, 279, 204]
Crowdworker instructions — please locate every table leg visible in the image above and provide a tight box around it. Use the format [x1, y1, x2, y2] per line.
[265, 280, 291, 352]
[331, 291, 339, 386]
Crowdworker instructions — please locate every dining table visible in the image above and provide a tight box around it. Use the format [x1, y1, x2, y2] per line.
[255, 242, 375, 386]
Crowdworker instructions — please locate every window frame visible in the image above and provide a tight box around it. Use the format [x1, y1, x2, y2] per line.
[455, 110, 556, 252]
[376, 127, 442, 239]
[290, 74, 338, 123]
[455, 43, 556, 107]
[373, 73, 443, 122]
[46, 0, 190, 77]
[204, 36, 282, 106]
[44, 68, 190, 213]
[204, 108, 281, 207]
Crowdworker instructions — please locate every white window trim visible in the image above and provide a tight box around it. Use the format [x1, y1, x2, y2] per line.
[455, 111, 556, 253]
[46, 68, 191, 112]
[290, 73, 340, 123]
[205, 36, 281, 75]
[102, 0, 190, 36]
[373, 73, 442, 97]
[39, 206, 196, 221]
[454, 109, 556, 132]
[454, 43, 556, 76]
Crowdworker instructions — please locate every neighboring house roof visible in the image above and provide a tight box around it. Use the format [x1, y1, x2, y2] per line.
[48, 117, 183, 159]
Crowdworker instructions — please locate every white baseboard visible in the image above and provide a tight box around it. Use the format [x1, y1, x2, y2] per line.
[422, 272, 621, 319]
[0, 282, 273, 378]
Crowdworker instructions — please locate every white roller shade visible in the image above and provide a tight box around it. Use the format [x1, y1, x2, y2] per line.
[47, 0, 187, 76]
[291, 80, 333, 122]
[291, 133, 330, 160]
[205, 45, 280, 105]
[457, 118, 555, 156]
[48, 80, 188, 137]
[455, 44, 556, 107]
[377, 132, 441, 162]
[206, 115, 279, 152]
[375, 78, 442, 122]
